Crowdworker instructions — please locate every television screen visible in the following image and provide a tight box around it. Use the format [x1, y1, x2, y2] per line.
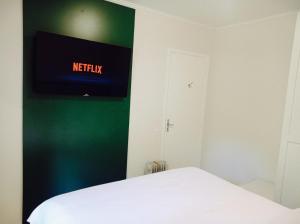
[35, 31, 132, 97]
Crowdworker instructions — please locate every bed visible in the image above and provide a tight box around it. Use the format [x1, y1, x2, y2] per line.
[28, 167, 300, 224]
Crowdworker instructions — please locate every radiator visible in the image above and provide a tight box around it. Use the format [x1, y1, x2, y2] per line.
[144, 160, 167, 174]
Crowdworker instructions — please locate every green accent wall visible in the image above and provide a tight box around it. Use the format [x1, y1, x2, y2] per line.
[23, 0, 135, 222]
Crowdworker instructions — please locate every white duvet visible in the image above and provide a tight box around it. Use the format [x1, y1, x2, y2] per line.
[28, 167, 297, 224]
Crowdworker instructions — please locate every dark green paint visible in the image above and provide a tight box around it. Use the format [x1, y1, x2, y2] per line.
[23, 0, 135, 222]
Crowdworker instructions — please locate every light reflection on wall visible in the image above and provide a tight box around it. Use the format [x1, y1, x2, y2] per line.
[61, 5, 107, 41]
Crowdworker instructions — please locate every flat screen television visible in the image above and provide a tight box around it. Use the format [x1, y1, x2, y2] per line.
[35, 31, 132, 97]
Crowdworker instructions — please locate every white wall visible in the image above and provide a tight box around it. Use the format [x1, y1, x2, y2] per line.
[127, 9, 214, 177]
[201, 13, 297, 185]
[0, 0, 22, 223]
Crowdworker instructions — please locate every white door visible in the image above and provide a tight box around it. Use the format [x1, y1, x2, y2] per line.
[276, 13, 300, 208]
[162, 50, 209, 169]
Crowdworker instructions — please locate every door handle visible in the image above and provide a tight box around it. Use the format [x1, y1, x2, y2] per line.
[166, 119, 174, 132]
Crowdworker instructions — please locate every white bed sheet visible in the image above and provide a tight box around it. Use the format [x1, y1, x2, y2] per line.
[28, 167, 290, 224]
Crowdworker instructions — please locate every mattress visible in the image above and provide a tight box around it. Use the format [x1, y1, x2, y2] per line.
[28, 167, 290, 224]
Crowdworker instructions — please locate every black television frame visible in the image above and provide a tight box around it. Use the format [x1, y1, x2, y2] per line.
[34, 31, 132, 97]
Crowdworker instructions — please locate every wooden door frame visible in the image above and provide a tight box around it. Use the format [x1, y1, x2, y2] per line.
[160, 48, 210, 166]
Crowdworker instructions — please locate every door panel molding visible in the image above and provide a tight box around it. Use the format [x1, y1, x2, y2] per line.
[276, 13, 300, 206]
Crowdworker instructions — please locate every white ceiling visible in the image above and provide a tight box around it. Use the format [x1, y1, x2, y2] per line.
[123, 0, 300, 27]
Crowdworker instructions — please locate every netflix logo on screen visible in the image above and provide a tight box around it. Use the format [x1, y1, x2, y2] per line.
[72, 62, 103, 75]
